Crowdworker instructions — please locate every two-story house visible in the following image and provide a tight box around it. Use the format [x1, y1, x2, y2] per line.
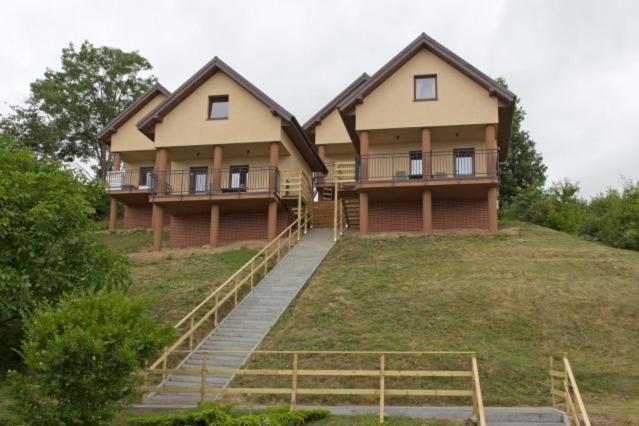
[307, 33, 515, 235]
[103, 58, 325, 251]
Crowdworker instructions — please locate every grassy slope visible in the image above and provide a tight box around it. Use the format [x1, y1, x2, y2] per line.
[254, 223, 639, 424]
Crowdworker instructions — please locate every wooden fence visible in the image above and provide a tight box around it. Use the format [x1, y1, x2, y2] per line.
[143, 350, 486, 425]
[549, 354, 591, 426]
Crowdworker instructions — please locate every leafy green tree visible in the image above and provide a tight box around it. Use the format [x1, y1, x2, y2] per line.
[496, 78, 547, 207]
[0, 41, 156, 177]
[10, 290, 173, 425]
[0, 135, 129, 363]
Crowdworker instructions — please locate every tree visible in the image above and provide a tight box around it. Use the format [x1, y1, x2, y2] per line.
[10, 290, 173, 425]
[0, 41, 156, 177]
[496, 78, 547, 207]
[0, 135, 129, 364]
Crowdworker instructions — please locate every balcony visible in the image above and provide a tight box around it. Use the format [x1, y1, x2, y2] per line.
[106, 169, 154, 192]
[359, 149, 498, 183]
[150, 167, 312, 204]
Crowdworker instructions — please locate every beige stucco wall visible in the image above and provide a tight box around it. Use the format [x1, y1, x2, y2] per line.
[314, 109, 351, 145]
[355, 49, 499, 130]
[154, 71, 282, 147]
[110, 94, 166, 152]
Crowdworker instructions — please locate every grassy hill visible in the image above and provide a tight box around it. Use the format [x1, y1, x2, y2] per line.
[250, 222, 639, 425]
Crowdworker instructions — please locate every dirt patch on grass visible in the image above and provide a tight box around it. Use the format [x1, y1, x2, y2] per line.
[128, 240, 266, 260]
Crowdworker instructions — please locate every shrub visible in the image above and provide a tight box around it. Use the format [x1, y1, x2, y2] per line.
[9, 290, 174, 425]
[126, 402, 330, 426]
[0, 135, 130, 366]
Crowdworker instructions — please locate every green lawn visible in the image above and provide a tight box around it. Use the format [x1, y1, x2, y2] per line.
[98, 228, 163, 254]
[246, 222, 639, 425]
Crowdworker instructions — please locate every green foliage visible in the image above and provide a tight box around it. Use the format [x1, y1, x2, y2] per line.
[0, 41, 156, 177]
[504, 178, 639, 251]
[0, 135, 129, 365]
[9, 290, 173, 425]
[580, 181, 639, 250]
[126, 402, 329, 426]
[496, 78, 547, 207]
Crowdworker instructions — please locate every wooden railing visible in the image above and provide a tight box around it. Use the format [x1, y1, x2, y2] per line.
[148, 210, 312, 373]
[280, 171, 313, 204]
[144, 350, 486, 425]
[549, 354, 591, 426]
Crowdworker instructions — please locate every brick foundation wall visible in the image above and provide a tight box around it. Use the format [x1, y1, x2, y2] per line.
[169, 210, 292, 248]
[433, 200, 488, 230]
[366, 199, 489, 233]
[369, 201, 422, 233]
[312, 201, 334, 227]
[123, 204, 169, 229]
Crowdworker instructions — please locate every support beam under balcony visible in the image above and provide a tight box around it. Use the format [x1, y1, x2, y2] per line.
[488, 187, 498, 233]
[210, 203, 220, 247]
[267, 200, 278, 241]
[422, 190, 432, 235]
[152, 205, 164, 251]
[359, 191, 369, 236]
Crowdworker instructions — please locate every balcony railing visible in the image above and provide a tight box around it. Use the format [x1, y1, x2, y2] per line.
[106, 169, 154, 191]
[357, 149, 498, 183]
[150, 166, 279, 197]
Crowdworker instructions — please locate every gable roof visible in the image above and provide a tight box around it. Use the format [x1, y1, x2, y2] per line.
[136, 57, 326, 173]
[338, 33, 516, 159]
[303, 73, 369, 132]
[97, 83, 170, 145]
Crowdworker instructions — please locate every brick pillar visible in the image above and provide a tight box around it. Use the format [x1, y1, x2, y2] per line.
[109, 153, 121, 231]
[267, 201, 278, 241]
[270, 142, 279, 193]
[359, 191, 368, 235]
[359, 131, 369, 182]
[487, 187, 498, 233]
[152, 148, 168, 252]
[210, 204, 220, 247]
[422, 190, 432, 235]
[212, 145, 223, 193]
[485, 124, 497, 177]
[421, 128, 431, 179]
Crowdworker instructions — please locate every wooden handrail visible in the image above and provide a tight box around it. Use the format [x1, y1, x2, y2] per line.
[149, 209, 312, 370]
[144, 350, 485, 424]
[549, 354, 591, 426]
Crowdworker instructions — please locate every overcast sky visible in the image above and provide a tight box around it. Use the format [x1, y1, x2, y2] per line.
[1, 0, 638, 196]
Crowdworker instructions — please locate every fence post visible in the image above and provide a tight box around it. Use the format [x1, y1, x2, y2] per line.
[549, 356, 556, 407]
[290, 352, 298, 412]
[277, 237, 281, 262]
[161, 349, 167, 381]
[214, 294, 219, 326]
[200, 352, 208, 403]
[288, 227, 292, 251]
[297, 172, 302, 241]
[250, 260, 255, 289]
[379, 354, 385, 423]
[471, 353, 486, 426]
[189, 316, 194, 350]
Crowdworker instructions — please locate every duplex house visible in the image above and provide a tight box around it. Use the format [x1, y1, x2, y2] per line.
[307, 33, 515, 234]
[103, 58, 324, 251]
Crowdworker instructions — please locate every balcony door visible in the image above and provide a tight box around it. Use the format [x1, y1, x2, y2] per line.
[409, 151, 423, 178]
[454, 149, 475, 177]
[139, 167, 153, 188]
[189, 166, 208, 193]
[227, 165, 248, 192]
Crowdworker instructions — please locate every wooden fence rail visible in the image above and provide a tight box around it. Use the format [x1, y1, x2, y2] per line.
[549, 354, 591, 426]
[144, 350, 486, 425]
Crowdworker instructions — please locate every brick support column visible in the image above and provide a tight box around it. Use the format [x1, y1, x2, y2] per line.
[152, 148, 168, 252]
[108, 153, 121, 231]
[485, 124, 497, 177]
[210, 203, 220, 247]
[270, 142, 279, 193]
[212, 145, 223, 193]
[359, 191, 369, 235]
[359, 131, 369, 181]
[487, 187, 498, 233]
[422, 190, 432, 235]
[267, 201, 278, 241]
[421, 128, 431, 179]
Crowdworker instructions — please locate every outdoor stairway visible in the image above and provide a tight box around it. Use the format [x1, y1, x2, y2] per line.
[342, 197, 360, 227]
[141, 228, 335, 406]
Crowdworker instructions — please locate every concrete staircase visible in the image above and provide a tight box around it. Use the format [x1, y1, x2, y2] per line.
[141, 228, 335, 407]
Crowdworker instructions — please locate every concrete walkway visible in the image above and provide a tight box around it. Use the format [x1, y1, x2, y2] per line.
[141, 228, 335, 406]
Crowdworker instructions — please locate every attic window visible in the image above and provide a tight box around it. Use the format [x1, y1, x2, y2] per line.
[208, 95, 229, 119]
[414, 75, 437, 101]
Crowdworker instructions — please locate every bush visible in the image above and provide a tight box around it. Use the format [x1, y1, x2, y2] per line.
[9, 290, 174, 425]
[0, 135, 130, 366]
[126, 402, 330, 426]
